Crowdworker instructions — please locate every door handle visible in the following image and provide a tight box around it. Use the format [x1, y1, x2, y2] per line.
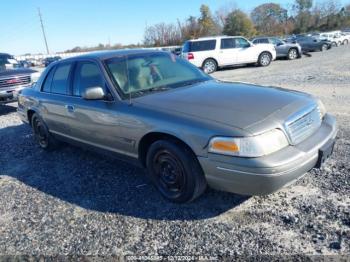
[65, 105, 75, 113]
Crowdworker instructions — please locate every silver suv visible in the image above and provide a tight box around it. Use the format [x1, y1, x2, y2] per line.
[252, 37, 302, 60]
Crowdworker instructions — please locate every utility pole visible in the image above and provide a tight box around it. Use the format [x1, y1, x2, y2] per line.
[38, 8, 50, 54]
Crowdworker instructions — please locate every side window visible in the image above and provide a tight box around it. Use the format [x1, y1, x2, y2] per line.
[269, 38, 277, 45]
[73, 62, 104, 96]
[42, 66, 56, 92]
[221, 38, 236, 49]
[235, 38, 250, 48]
[189, 40, 216, 52]
[51, 63, 72, 95]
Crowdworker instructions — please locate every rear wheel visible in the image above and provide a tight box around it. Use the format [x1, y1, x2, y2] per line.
[258, 52, 272, 67]
[32, 113, 58, 150]
[146, 140, 207, 203]
[287, 48, 298, 60]
[202, 58, 217, 74]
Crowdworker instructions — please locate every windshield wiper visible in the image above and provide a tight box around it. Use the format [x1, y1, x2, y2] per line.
[175, 79, 208, 88]
[131, 85, 171, 97]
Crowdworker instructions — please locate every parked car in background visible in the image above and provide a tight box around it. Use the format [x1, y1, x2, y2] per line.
[17, 50, 337, 203]
[43, 56, 62, 67]
[0, 67, 39, 104]
[171, 47, 182, 56]
[182, 36, 276, 74]
[0, 53, 21, 69]
[252, 37, 302, 60]
[19, 60, 31, 68]
[286, 36, 332, 52]
[319, 31, 345, 46]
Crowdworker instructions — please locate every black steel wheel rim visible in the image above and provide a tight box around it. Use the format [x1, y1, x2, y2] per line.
[152, 149, 186, 199]
[34, 118, 48, 148]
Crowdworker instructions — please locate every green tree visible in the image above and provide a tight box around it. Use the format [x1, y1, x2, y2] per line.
[223, 10, 256, 38]
[251, 3, 289, 35]
[293, 0, 313, 33]
[198, 4, 220, 36]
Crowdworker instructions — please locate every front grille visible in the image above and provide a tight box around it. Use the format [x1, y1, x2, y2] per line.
[0, 75, 31, 89]
[285, 106, 322, 145]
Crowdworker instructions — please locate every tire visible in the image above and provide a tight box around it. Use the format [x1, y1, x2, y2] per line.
[331, 42, 337, 47]
[338, 41, 342, 46]
[258, 52, 272, 67]
[287, 48, 298, 60]
[202, 58, 217, 74]
[344, 39, 349, 45]
[320, 44, 328, 52]
[146, 140, 207, 203]
[31, 113, 59, 150]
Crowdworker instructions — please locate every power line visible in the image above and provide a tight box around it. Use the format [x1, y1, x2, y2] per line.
[38, 8, 50, 54]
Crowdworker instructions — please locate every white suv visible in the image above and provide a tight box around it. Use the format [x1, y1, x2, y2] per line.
[181, 36, 276, 74]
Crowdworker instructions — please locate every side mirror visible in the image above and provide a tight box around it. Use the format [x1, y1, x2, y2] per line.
[82, 86, 106, 100]
[277, 42, 283, 46]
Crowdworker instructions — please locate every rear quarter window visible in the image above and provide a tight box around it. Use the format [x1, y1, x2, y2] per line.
[187, 40, 216, 52]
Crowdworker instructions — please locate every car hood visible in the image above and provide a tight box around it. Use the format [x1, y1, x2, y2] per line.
[134, 80, 314, 132]
[0, 68, 37, 78]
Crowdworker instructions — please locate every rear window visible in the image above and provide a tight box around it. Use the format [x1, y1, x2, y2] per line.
[183, 40, 216, 52]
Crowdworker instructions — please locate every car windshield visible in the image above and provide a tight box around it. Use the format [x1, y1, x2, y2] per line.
[104, 52, 211, 98]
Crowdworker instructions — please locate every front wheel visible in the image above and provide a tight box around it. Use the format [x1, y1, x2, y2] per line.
[344, 39, 349, 45]
[287, 48, 298, 60]
[258, 52, 272, 67]
[202, 58, 217, 74]
[146, 140, 207, 203]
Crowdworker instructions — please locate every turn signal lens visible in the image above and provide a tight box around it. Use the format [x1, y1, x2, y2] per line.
[208, 129, 289, 157]
[211, 140, 239, 153]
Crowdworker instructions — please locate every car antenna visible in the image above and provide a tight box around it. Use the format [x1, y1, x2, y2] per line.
[126, 55, 132, 106]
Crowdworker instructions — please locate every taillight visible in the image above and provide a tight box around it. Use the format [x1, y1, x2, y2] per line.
[187, 53, 194, 60]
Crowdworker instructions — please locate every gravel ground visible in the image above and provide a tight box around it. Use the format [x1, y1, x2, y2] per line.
[0, 45, 349, 259]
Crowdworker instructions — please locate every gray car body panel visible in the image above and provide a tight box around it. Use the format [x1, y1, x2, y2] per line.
[252, 37, 302, 58]
[17, 50, 337, 196]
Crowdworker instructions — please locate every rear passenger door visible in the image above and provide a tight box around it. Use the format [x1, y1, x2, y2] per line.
[218, 38, 238, 65]
[40, 62, 74, 136]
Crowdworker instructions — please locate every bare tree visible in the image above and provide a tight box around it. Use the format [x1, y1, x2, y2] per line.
[143, 23, 182, 46]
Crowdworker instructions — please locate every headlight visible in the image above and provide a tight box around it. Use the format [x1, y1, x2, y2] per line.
[208, 129, 289, 158]
[316, 99, 326, 118]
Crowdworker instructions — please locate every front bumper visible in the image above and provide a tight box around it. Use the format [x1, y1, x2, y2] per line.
[0, 85, 28, 103]
[198, 113, 337, 195]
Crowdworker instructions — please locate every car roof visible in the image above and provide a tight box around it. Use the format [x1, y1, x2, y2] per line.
[62, 49, 164, 62]
[252, 36, 278, 39]
[186, 36, 244, 42]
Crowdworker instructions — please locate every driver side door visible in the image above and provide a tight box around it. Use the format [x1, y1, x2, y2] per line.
[66, 60, 126, 153]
